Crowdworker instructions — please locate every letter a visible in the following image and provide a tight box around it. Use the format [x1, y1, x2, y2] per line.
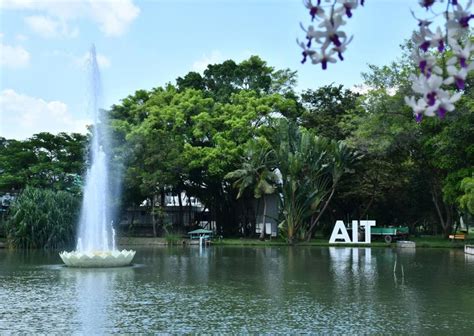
[329, 220, 351, 243]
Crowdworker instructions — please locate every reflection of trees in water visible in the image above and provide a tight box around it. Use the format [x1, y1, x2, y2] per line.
[60, 267, 134, 334]
[328, 247, 439, 333]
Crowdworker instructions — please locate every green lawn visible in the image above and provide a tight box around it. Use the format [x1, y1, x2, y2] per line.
[211, 235, 472, 248]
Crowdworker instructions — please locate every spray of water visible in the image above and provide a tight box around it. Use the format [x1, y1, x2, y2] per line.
[76, 45, 115, 252]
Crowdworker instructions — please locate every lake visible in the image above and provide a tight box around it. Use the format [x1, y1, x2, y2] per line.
[1, 246, 473, 334]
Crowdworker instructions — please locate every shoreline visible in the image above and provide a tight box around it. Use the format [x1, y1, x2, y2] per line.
[0, 236, 469, 250]
[116, 236, 470, 249]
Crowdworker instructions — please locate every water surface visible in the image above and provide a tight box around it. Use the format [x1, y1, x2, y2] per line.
[1, 247, 473, 334]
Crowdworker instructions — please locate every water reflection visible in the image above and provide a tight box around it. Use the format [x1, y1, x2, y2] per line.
[1, 247, 474, 334]
[60, 267, 134, 334]
[465, 252, 474, 264]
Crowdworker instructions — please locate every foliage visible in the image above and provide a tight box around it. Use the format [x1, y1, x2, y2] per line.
[271, 121, 326, 242]
[225, 138, 277, 200]
[225, 138, 279, 239]
[460, 176, 474, 214]
[0, 132, 87, 193]
[300, 84, 359, 140]
[342, 46, 474, 235]
[5, 187, 81, 249]
[108, 57, 299, 236]
[2, 50, 472, 244]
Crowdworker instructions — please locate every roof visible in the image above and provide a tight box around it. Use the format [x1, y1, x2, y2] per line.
[188, 229, 213, 234]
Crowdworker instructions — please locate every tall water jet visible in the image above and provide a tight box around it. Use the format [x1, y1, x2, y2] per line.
[77, 44, 112, 252]
[60, 45, 135, 267]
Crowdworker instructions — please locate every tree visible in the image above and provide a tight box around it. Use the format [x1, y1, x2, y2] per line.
[0, 132, 87, 193]
[304, 140, 360, 240]
[225, 138, 278, 240]
[460, 175, 474, 214]
[269, 120, 332, 243]
[300, 84, 359, 140]
[342, 44, 474, 236]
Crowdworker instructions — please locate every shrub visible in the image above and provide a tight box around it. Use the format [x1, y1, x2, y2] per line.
[5, 187, 81, 249]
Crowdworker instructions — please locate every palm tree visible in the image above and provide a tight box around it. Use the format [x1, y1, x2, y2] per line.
[304, 140, 361, 241]
[271, 120, 332, 243]
[225, 139, 278, 240]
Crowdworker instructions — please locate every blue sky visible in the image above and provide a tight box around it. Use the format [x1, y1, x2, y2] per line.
[1, 0, 423, 140]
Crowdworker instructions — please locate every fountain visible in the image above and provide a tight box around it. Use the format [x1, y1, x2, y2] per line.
[60, 45, 135, 267]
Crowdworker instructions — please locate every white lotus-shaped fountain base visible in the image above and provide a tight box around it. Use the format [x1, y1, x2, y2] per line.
[59, 250, 136, 268]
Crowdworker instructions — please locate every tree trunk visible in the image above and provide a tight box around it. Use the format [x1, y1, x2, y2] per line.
[360, 194, 375, 219]
[151, 195, 157, 237]
[128, 208, 135, 234]
[259, 195, 267, 240]
[188, 193, 193, 226]
[178, 191, 184, 228]
[431, 187, 453, 237]
[305, 187, 335, 241]
[159, 188, 165, 229]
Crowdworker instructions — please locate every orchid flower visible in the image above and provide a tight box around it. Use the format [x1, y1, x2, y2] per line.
[450, 0, 474, 28]
[313, 48, 337, 69]
[303, 0, 326, 21]
[412, 29, 431, 52]
[412, 52, 442, 77]
[428, 27, 445, 52]
[316, 16, 347, 49]
[297, 39, 318, 64]
[405, 96, 428, 122]
[419, 0, 436, 10]
[299, 0, 360, 69]
[406, 0, 473, 122]
[448, 41, 474, 68]
[444, 65, 469, 90]
[337, 0, 359, 18]
[332, 35, 354, 60]
[425, 91, 462, 118]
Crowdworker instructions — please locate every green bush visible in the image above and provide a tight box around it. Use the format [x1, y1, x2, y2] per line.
[5, 187, 81, 249]
[164, 232, 182, 245]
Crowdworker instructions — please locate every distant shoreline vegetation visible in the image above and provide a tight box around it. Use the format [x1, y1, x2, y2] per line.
[3, 187, 80, 249]
[0, 50, 473, 248]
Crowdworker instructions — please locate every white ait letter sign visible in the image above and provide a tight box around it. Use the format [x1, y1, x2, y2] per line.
[329, 220, 376, 244]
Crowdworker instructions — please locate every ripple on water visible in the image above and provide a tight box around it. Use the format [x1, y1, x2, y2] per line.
[1, 247, 474, 334]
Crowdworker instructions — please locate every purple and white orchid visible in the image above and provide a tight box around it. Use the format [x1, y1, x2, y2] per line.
[299, 0, 472, 122]
[299, 0, 363, 69]
[406, 0, 473, 122]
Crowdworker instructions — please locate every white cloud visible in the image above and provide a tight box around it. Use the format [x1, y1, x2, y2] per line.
[25, 15, 60, 38]
[89, 0, 141, 37]
[1, 0, 140, 38]
[192, 50, 224, 73]
[0, 32, 4, 39]
[24, 15, 79, 38]
[0, 89, 91, 140]
[15, 33, 28, 41]
[0, 43, 30, 68]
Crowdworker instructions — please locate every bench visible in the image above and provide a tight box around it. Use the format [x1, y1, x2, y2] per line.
[449, 234, 466, 240]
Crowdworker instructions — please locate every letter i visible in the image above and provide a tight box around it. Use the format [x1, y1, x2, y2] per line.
[352, 220, 359, 243]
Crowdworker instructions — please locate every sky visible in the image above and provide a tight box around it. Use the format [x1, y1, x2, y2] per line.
[0, 0, 425, 140]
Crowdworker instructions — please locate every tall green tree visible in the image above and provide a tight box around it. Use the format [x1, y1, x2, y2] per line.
[304, 140, 360, 240]
[225, 138, 278, 240]
[0, 132, 87, 193]
[269, 120, 332, 243]
[300, 84, 359, 140]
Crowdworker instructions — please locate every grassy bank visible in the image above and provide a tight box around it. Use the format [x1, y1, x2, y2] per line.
[210, 236, 472, 248]
[115, 234, 472, 249]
